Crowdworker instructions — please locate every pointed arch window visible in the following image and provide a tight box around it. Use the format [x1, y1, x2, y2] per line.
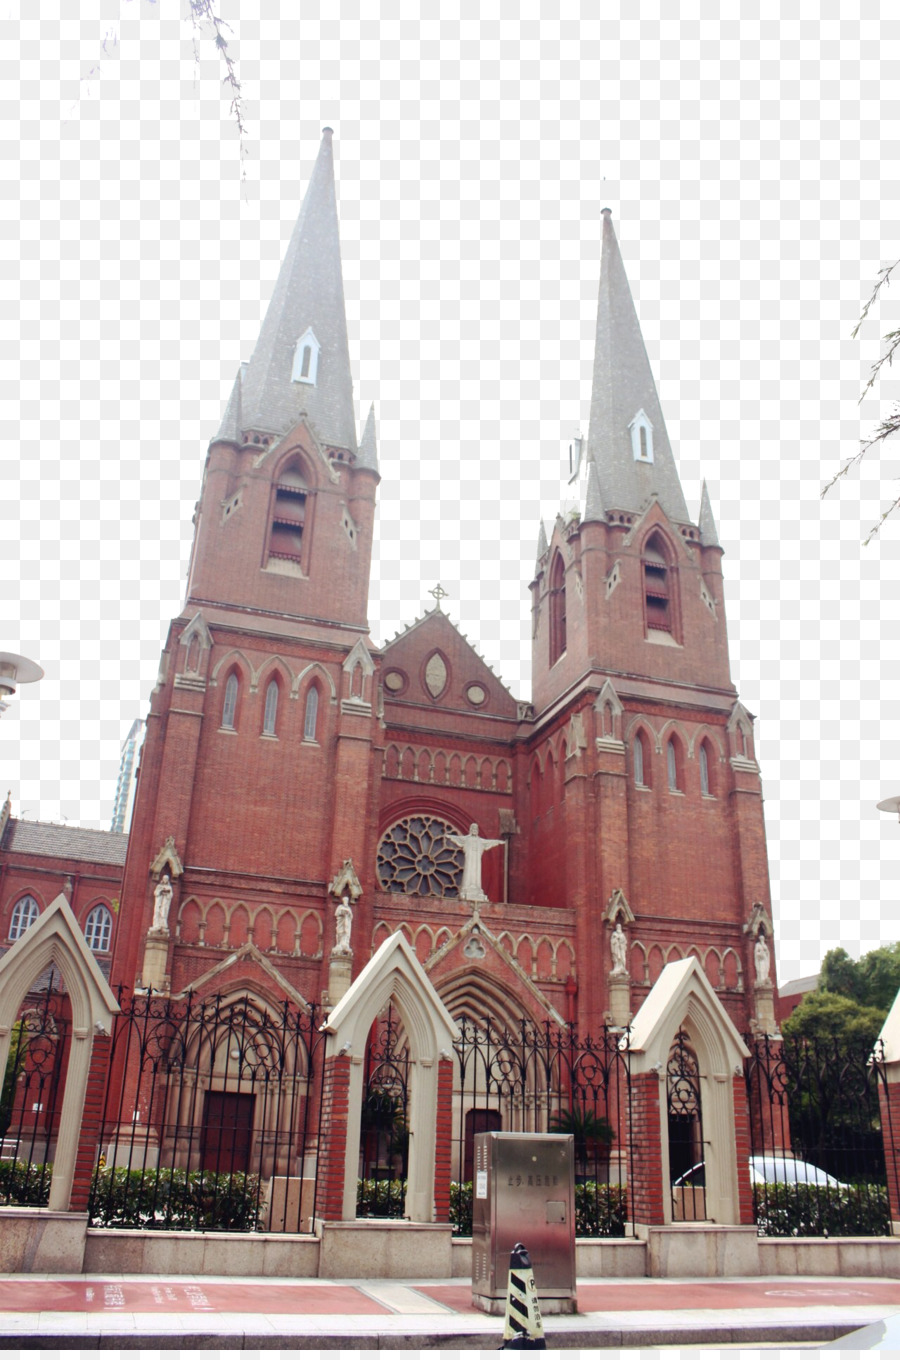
[629, 409, 654, 463]
[291, 328, 320, 386]
[263, 679, 279, 736]
[699, 741, 711, 796]
[268, 462, 309, 566]
[222, 672, 239, 729]
[667, 738, 682, 792]
[9, 894, 39, 940]
[304, 686, 319, 741]
[633, 732, 647, 787]
[84, 903, 113, 953]
[549, 552, 567, 666]
[643, 533, 673, 633]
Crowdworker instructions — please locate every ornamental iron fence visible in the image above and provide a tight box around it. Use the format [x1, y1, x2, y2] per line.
[744, 1032, 898, 1237]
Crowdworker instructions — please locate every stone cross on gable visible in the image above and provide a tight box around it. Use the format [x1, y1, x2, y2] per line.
[429, 583, 449, 611]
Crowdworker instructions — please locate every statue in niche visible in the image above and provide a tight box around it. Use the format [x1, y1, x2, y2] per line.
[152, 873, 173, 932]
[333, 895, 353, 955]
[447, 822, 504, 903]
[754, 930, 771, 985]
[610, 921, 628, 976]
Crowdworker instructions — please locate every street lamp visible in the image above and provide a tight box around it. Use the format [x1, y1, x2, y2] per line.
[877, 795, 900, 823]
[0, 651, 43, 717]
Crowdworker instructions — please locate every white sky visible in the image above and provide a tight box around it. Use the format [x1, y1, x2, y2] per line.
[2, 1, 900, 987]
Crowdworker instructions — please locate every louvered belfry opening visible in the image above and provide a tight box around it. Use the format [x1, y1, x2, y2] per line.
[642, 534, 671, 632]
[268, 465, 308, 564]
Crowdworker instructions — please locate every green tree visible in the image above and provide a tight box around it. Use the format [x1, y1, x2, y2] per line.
[0, 1022, 27, 1142]
[783, 990, 886, 1048]
[818, 943, 900, 1015]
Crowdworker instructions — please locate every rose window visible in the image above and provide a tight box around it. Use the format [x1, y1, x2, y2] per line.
[376, 816, 465, 897]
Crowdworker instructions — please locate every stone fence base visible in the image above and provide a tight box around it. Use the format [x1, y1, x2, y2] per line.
[5, 1209, 900, 1280]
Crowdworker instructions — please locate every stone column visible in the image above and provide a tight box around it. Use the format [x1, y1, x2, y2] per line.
[753, 979, 776, 1036]
[140, 927, 170, 993]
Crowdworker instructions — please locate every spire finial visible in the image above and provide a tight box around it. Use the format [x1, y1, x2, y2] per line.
[429, 583, 449, 612]
[322, 126, 334, 139]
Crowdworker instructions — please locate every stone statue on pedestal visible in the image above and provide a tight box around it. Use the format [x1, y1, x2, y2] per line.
[754, 930, 770, 985]
[447, 823, 503, 903]
[610, 921, 628, 975]
[151, 873, 173, 933]
[333, 895, 353, 955]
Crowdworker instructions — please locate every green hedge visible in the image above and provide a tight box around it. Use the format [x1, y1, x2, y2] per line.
[447, 1180, 628, 1238]
[89, 1166, 261, 1232]
[356, 1177, 407, 1219]
[0, 1159, 52, 1207]
[754, 1182, 890, 1237]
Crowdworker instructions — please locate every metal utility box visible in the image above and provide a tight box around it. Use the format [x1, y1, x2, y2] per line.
[471, 1132, 576, 1314]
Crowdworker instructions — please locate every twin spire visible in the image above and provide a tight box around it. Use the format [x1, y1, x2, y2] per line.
[214, 133, 717, 544]
[215, 128, 370, 464]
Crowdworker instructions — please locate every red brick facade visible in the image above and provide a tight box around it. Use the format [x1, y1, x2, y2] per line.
[317, 1054, 352, 1221]
[629, 1073, 666, 1225]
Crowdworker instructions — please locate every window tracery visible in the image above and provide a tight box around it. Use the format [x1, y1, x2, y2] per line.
[84, 904, 112, 953]
[9, 894, 39, 940]
[376, 815, 465, 897]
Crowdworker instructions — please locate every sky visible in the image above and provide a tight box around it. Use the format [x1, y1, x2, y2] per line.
[2, 1, 900, 986]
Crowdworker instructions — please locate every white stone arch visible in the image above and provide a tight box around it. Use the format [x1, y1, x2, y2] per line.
[294, 661, 338, 704]
[624, 713, 661, 754]
[626, 957, 750, 1226]
[722, 946, 744, 991]
[0, 894, 119, 1211]
[658, 718, 691, 755]
[175, 894, 203, 943]
[631, 939, 649, 984]
[209, 648, 255, 688]
[322, 932, 459, 1222]
[414, 923, 436, 960]
[688, 724, 726, 761]
[256, 654, 296, 692]
[297, 908, 322, 957]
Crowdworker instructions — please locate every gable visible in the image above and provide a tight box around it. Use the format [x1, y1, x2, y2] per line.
[381, 609, 518, 720]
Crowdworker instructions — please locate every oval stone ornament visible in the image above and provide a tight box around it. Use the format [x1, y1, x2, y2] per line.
[466, 683, 486, 706]
[425, 652, 447, 697]
[384, 670, 405, 692]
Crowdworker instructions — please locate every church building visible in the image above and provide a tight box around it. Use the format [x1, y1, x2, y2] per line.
[1, 128, 779, 1046]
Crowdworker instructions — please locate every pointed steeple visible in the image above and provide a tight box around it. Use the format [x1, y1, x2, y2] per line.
[236, 128, 357, 453]
[582, 458, 605, 522]
[357, 403, 379, 471]
[535, 519, 548, 565]
[586, 209, 689, 525]
[698, 480, 720, 547]
[214, 365, 246, 445]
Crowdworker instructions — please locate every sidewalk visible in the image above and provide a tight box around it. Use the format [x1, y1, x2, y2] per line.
[0, 1274, 898, 1348]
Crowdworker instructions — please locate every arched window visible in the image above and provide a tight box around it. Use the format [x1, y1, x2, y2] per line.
[643, 533, 672, 633]
[268, 462, 309, 565]
[633, 733, 646, 786]
[699, 741, 711, 796]
[263, 679, 279, 736]
[304, 686, 319, 741]
[291, 328, 320, 385]
[84, 904, 112, 953]
[9, 894, 39, 940]
[222, 672, 239, 729]
[667, 738, 682, 792]
[549, 552, 567, 665]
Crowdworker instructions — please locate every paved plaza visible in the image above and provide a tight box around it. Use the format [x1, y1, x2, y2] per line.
[0, 1273, 897, 1348]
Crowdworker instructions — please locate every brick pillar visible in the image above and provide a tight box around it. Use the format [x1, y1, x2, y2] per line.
[433, 1057, 454, 1223]
[878, 1081, 900, 1225]
[316, 1053, 352, 1221]
[629, 1071, 665, 1225]
[68, 1032, 111, 1212]
[732, 1073, 755, 1226]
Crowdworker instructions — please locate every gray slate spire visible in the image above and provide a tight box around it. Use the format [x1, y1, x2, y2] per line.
[357, 403, 379, 471]
[698, 480, 720, 547]
[236, 128, 357, 453]
[586, 210, 689, 525]
[582, 458, 605, 522]
[536, 519, 548, 564]
[214, 365, 246, 445]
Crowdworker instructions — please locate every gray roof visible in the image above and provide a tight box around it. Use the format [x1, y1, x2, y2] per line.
[214, 364, 246, 445]
[357, 403, 379, 471]
[233, 128, 358, 453]
[582, 459, 605, 522]
[2, 819, 128, 867]
[586, 210, 690, 525]
[699, 480, 721, 547]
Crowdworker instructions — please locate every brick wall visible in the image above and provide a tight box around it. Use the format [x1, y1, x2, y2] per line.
[433, 1057, 454, 1223]
[629, 1071, 665, 1225]
[68, 1032, 112, 1213]
[316, 1053, 351, 1221]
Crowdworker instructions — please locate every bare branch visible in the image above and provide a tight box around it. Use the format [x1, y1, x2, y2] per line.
[188, 0, 247, 177]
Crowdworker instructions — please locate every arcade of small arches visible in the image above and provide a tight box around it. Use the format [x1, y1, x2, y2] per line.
[4, 891, 113, 954]
[371, 917, 576, 984]
[381, 744, 513, 794]
[175, 896, 323, 958]
[629, 938, 744, 993]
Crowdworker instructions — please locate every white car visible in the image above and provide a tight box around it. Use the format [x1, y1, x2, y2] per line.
[674, 1155, 844, 1189]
